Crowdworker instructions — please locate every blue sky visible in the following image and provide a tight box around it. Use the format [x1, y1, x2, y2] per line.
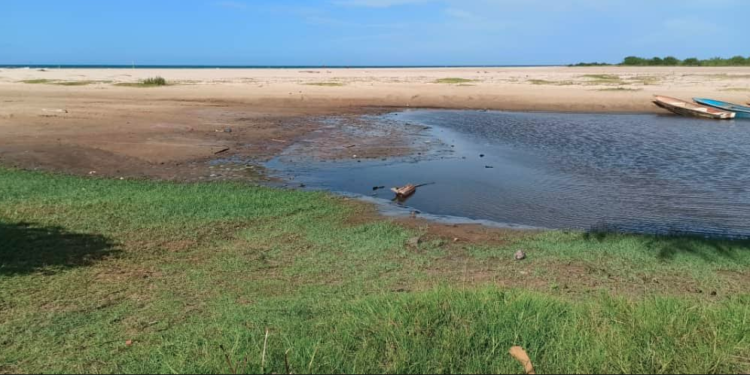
[2, 0, 747, 65]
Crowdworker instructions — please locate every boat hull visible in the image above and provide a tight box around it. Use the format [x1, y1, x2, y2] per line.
[653, 95, 735, 120]
[694, 98, 750, 119]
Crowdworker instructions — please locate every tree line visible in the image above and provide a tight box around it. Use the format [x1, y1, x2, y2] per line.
[571, 56, 750, 67]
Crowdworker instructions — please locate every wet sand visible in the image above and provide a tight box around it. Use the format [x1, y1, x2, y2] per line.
[1, 66, 749, 179]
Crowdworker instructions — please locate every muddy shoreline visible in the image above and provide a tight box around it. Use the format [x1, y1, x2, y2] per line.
[2, 65, 749, 183]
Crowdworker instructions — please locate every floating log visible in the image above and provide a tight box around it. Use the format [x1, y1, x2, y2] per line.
[391, 184, 416, 198]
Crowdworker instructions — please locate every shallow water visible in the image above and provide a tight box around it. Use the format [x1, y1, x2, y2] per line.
[268, 110, 750, 237]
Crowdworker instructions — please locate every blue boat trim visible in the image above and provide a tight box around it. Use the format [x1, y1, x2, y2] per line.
[694, 98, 750, 119]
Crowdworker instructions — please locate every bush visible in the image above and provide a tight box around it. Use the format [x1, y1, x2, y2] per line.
[143, 76, 167, 86]
[619, 55, 750, 67]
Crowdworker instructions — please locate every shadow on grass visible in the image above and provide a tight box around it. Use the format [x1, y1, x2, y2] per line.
[0, 221, 119, 276]
[584, 223, 750, 263]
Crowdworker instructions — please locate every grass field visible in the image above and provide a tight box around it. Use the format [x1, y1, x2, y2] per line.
[114, 77, 169, 88]
[304, 82, 345, 87]
[1, 168, 749, 374]
[435, 78, 476, 84]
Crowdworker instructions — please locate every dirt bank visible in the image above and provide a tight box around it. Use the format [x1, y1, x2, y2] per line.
[1, 66, 749, 179]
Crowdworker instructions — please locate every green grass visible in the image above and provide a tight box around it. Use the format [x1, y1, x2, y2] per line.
[20, 79, 56, 84]
[1, 168, 749, 373]
[304, 82, 345, 87]
[581, 74, 627, 85]
[528, 79, 574, 86]
[54, 80, 111, 86]
[629, 75, 661, 85]
[695, 74, 750, 80]
[598, 87, 642, 92]
[115, 76, 169, 88]
[582, 74, 621, 81]
[20, 79, 111, 86]
[435, 78, 476, 84]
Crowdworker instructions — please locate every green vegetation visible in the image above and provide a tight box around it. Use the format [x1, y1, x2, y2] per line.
[569, 62, 611, 67]
[598, 87, 642, 92]
[115, 76, 169, 87]
[528, 79, 573, 86]
[304, 82, 345, 87]
[700, 74, 750, 80]
[1, 168, 749, 373]
[20, 79, 56, 84]
[144, 76, 167, 86]
[55, 80, 111, 86]
[582, 74, 620, 80]
[581, 74, 626, 85]
[572, 55, 750, 67]
[21, 79, 111, 86]
[435, 77, 476, 84]
[629, 75, 661, 85]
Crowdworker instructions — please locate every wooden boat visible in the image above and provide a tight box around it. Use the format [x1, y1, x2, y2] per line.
[693, 98, 750, 119]
[391, 184, 416, 198]
[653, 95, 735, 120]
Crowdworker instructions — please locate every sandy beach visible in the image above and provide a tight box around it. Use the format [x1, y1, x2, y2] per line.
[1, 66, 749, 179]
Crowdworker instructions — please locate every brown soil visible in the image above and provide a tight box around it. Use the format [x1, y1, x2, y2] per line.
[0, 89, 404, 181]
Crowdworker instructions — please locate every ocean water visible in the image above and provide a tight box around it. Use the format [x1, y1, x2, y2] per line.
[268, 110, 750, 237]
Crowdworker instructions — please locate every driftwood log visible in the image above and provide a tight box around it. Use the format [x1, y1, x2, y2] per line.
[391, 184, 416, 198]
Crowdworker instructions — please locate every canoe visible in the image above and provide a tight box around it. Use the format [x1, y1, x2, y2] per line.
[391, 184, 416, 198]
[693, 98, 750, 119]
[653, 95, 735, 120]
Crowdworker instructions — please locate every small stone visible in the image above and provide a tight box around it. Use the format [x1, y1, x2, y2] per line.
[352, 155, 358, 158]
[125, 340, 133, 347]
[224, 128, 232, 133]
[453, 237, 459, 242]
[407, 236, 422, 247]
[480, 154, 485, 158]
[299, 183, 306, 188]
[514, 250, 527, 261]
